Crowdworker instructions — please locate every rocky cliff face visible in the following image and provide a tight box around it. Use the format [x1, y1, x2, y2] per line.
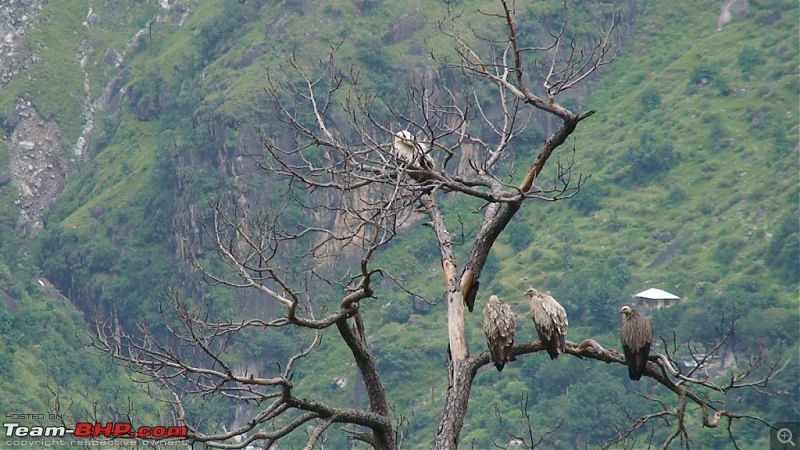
[0, 2, 60, 234]
[0, 0, 45, 88]
[3, 97, 65, 234]
[1, 1, 69, 234]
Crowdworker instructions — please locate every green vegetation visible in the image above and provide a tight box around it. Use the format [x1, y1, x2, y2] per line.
[0, 0, 795, 448]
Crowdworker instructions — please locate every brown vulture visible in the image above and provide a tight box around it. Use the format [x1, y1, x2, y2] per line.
[619, 305, 653, 381]
[482, 295, 516, 372]
[464, 280, 479, 313]
[526, 288, 568, 360]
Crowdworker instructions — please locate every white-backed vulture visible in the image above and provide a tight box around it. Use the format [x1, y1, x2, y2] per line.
[619, 305, 652, 381]
[526, 288, 568, 360]
[392, 130, 435, 170]
[482, 295, 516, 372]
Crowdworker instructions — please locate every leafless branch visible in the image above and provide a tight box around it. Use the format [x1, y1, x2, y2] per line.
[491, 392, 563, 449]
[596, 314, 789, 449]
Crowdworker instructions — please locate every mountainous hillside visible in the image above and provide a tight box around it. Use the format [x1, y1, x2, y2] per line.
[0, 0, 796, 448]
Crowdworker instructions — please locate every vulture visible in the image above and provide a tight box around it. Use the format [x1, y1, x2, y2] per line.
[461, 270, 479, 313]
[526, 288, 568, 360]
[392, 130, 435, 170]
[619, 305, 653, 381]
[482, 295, 516, 372]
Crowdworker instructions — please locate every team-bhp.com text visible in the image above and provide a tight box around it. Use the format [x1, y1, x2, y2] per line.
[4, 422, 188, 440]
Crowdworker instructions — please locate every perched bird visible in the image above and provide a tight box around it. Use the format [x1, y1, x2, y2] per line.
[526, 288, 568, 360]
[619, 305, 653, 381]
[392, 130, 435, 170]
[460, 269, 479, 313]
[482, 295, 516, 372]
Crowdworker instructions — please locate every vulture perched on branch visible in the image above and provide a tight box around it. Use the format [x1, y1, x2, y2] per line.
[392, 130, 435, 170]
[619, 305, 653, 381]
[461, 269, 479, 313]
[482, 295, 516, 372]
[526, 288, 569, 360]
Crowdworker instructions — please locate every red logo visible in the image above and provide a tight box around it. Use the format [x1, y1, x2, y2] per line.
[73, 422, 187, 438]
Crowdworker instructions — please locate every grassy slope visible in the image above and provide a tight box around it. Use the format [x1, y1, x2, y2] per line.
[514, 0, 799, 291]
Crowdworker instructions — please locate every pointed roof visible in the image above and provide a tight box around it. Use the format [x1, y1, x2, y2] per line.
[634, 288, 680, 300]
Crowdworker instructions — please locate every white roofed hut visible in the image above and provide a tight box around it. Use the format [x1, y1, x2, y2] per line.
[634, 288, 681, 310]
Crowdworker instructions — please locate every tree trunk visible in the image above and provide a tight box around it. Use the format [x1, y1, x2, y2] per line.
[434, 359, 477, 449]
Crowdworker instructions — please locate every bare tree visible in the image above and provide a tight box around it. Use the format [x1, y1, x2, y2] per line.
[78, 2, 788, 449]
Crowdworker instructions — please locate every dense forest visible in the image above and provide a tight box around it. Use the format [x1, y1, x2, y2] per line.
[0, 0, 797, 448]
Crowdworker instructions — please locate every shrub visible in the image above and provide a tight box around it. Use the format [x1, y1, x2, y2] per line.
[623, 133, 677, 182]
[570, 181, 605, 215]
[383, 298, 413, 324]
[713, 238, 742, 266]
[667, 184, 687, 204]
[690, 64, 718, 85]
[87, 243, 118, 272]
[738, 46, 765, 77]
[639, 87, 661, 112]
[738, 307, 799, 346]
[505, 221, 530, 253]
[765, 211, 800, 281]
